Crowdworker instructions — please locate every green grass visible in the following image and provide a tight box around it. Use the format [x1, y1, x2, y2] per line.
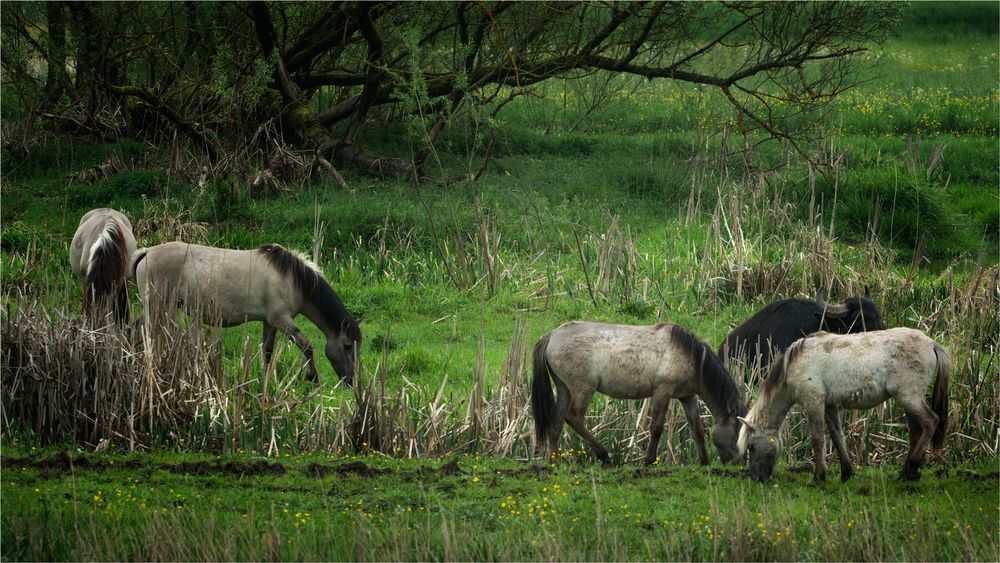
[2, 449, 996, 561]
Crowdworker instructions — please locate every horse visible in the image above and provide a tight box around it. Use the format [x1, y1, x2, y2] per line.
[719, 289, 885, 382]
[737, 327, 949, 482]
[531, 321, 746, 466]
[69, 208, 137, 324]
[131, 242, 361, 385]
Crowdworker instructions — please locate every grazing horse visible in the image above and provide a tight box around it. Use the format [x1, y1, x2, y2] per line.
[531, 321, 746, 466]
[69, 208, 137, 324]
[720, 290, 885, 381]
[131, 242, 361, 385]
[738, 327, 949, 482]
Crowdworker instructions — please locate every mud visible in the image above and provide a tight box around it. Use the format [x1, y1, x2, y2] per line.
[307, 461, 387, 478]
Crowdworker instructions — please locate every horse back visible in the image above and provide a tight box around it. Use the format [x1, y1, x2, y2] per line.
[785, 328, 938, 408]
[136, 242, 299, 325]
[545, 321, 697, 400]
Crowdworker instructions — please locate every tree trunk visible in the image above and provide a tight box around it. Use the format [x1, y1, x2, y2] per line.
[43, 2, 70, 110]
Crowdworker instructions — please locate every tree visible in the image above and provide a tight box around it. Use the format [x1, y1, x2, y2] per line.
[1, 1, 900, 183]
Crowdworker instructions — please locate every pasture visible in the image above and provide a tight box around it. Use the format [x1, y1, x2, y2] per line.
[2, 3, 998, 561]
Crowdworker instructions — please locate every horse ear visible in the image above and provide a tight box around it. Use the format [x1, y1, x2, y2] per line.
[737, 416, 755, 433]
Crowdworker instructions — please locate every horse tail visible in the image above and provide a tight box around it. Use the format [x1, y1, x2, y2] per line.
[130, 247, 150, 281]
[931, 343, 950, 453]
[531, 333, 556, 444]
[83, 219, 129, 323]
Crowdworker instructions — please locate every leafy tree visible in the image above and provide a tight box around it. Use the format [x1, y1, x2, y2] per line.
[1, 1, 900, 183]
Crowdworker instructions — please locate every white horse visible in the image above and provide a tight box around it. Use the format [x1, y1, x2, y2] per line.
[531, 321, 746, 466]
[131, 242, 361, 385]
[69, 208, 137, 324]
[738, 327, 949, 482]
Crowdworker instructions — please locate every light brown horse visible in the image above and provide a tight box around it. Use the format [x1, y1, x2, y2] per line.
[738, 327, 949, 482]
[69, 208, 137, 324]
[531, 321, 746, 466]
[132, 242, 361, 385]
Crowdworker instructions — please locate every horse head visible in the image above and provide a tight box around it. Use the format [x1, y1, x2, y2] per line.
[738, 416, 780, 481]
[325, 316, 362, 386]
[712, 415, 743, 464]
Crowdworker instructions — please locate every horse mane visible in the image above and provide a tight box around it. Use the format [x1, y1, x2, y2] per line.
[760, 336, 807, 399]
[257, 244, 359, 340]
[669, 324, 745, 417]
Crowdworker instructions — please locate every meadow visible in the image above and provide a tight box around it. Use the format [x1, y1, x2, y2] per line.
[2, 3, 998, 561]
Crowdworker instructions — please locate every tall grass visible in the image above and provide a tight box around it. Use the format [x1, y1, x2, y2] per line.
[3, 181, 996, 467]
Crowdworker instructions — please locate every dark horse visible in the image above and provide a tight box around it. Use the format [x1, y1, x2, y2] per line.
[719, 290, 885, 380]
[132, 242, 361, 385]
[531, 321, 746, 465]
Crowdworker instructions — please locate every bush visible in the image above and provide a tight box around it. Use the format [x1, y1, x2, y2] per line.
[813, 168, 980, 256]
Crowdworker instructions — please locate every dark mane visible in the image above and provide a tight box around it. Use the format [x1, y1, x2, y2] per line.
[669, 324, 746, 417]
[761, 337, 807, 399]
[257, 244, 359, 341]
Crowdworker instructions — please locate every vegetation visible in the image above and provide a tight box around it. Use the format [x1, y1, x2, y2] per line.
[1, 2, 998, 561]
[2, 450, 997, 561]
[2, 2, 899, 181]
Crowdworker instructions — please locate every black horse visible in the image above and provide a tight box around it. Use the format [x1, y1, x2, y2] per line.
[719, 290, 885, 381]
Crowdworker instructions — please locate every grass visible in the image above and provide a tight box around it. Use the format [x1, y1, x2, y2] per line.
[1, 3, 998, 560]
[2, 449, 997, 561]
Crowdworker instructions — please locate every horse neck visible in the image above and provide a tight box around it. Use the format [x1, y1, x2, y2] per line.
[753, 387, 795, 432]
[300, 301, 337, 339]
[695, 380, 734, 421]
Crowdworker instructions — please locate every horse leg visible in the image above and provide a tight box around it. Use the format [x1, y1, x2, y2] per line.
[546, 376, 572, 461]
[564, 389, 610, 465]
[824, 406, 853, 482]
[803, 401, 828, 482]
[680, 396, 709, 465]
[261, 322, 278, 366]
[113, 283, 130, 325]
[897, 397, 939, 480]
[644, 396, 669, 465]
[271, 315, 318, 382]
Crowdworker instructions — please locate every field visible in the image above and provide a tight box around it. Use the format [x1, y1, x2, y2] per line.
[3, 451, 998, 561]
[2, 3, 999, 561]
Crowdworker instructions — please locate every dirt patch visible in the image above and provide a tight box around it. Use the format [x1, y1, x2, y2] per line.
[336, 461, 385, 477]
[222, 460, 287, 477]
[307, 461, 388, 479]
[956, 468, 1000, 481]
[439, 459, 463, 476]
[159, 460, 286, 476]
[2, 453, 142, 472]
